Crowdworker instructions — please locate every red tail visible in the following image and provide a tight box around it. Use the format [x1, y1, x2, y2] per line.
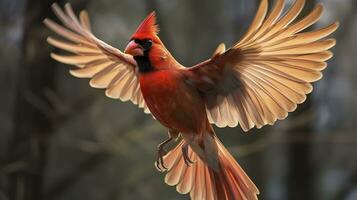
[157, 136, 259, 200]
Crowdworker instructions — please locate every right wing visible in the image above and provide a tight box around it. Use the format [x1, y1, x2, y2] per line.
[184, 0, 338, 131]
[44, 3, 150, 113]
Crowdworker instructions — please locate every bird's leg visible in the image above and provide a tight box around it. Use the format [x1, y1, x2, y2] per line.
[182, 142, 194, 166]
[156, 137, 172, 170]
[156, 130, 177, 170]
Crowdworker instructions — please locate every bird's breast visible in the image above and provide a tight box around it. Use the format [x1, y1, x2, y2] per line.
[139, 69, 207, 132]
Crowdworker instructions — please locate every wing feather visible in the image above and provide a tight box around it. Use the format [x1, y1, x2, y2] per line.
[237, 0, 269, 45]
[187, 0, 338, 131]
[79, 11, 91, 31]
[45, 3, 151, 114]
[248, 0, 285, 43]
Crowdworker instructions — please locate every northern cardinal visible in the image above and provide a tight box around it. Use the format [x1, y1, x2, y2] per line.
[44, 0, 338, 199]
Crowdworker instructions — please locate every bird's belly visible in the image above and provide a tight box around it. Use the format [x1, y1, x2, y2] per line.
[139, 70, 206, 132]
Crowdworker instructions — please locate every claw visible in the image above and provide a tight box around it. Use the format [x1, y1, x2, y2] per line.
[156, 145, 168, 170]
[182, 143, 194, 166]
[156, 135, 173, 171]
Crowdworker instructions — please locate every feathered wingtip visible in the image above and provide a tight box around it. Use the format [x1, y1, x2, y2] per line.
[131, 11, 160, 39]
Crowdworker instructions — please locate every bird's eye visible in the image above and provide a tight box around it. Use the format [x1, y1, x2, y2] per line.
[142, 40, 153, 49]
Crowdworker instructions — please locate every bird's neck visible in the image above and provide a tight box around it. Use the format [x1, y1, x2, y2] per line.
[134, 55, 154, 73]
[134, 44, 182, 73]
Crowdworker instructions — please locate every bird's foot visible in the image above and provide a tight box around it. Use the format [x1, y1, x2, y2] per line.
[156, 144, 168, 170]
[156, 136, 173, 171]
[182, 143, 194, 166]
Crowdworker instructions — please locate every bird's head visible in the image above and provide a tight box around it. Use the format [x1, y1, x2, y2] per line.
[125, 12, 178, 71]
[124, 11, 162, 57]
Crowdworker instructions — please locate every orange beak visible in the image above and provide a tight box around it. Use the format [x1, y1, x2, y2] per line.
[124, 40, 144, 56]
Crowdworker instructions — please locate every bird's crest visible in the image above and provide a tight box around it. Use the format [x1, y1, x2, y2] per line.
[131, 11, 159, 39]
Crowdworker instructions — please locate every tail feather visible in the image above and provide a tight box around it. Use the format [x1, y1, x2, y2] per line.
[156, 137, 259, 200]
[176, 150, 194, 193]
[217, 139, 259, 199]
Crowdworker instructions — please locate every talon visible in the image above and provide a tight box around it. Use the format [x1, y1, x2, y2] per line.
[157, 146, 168, 170]
[156, 147, 167, 170]
[156, 153, 162, 171]
[160, 153, 167, 170]
[182, 143, 194, 166]
[184, 153, 194, 166]
[156, 135, 173, 171]
[156, 159, 161, 171]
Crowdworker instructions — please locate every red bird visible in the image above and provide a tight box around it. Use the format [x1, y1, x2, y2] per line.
[44, 0, 338, 199]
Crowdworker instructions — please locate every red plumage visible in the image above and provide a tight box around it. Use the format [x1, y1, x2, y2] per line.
[131, 11, 160, 42]
[45, 0, 338, 199]
[131, 13, 259, 200]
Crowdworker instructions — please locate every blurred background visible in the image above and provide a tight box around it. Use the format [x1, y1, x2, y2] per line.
[0, 0, 356, 199]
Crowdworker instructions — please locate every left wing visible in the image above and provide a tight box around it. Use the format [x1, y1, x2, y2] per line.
[184, 0, 338, 131]
[44, 3, 150, 113]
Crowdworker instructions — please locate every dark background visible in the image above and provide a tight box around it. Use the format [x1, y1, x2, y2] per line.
[1, 0, 356, 199]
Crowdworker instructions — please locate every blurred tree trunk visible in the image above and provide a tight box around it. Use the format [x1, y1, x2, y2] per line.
[286, 2, 316, 200]
[286, 104, 314, 200]
[6, 0, 59, 199]
[0, 0, 26, 198]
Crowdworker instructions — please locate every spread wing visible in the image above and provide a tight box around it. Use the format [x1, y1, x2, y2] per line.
[44, 3, 150, 114]
[185, 0, 338, 131]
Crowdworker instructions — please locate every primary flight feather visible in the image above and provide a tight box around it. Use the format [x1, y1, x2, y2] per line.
[44, 0, 338, 199]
